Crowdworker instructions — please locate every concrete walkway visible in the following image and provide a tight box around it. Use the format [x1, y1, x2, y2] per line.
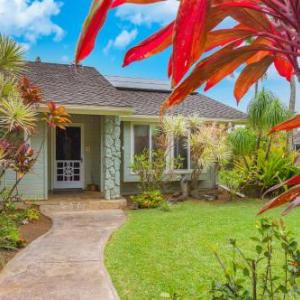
[0, 205, 126, 300]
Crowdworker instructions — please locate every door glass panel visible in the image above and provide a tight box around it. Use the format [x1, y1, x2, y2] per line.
[56, 127, 81, 161]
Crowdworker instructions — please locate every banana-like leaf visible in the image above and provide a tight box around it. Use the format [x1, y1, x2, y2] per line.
[75, 0, 112, 64]
[111, 0, 165, 8]
[258, 184, 300, 215]
[123, 22, 174, 67]
[171, 0, 210, 86]
[234, 55, 273, 102]
[269, 115, 300, 134]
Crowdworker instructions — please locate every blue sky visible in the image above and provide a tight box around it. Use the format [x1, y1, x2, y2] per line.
[1, 0, 298, 113]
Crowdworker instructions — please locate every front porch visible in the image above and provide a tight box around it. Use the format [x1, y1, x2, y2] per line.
[26, 191, 127, 210]
[47, 114, 122, 201]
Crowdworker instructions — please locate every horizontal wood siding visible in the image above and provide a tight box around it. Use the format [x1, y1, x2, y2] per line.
[1, 122, 48, 200]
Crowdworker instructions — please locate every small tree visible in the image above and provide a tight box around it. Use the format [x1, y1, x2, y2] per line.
[0, 36, 70, 207]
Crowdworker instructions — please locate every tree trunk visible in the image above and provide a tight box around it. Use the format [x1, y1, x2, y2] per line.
[287, 75, 297, 152]
[254, 81, 259, 97]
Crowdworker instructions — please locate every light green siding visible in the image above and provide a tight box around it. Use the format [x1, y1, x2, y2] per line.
[121, 121, 216, 195]
[48, 114, 101, 191]
[1, 121, 48, 200]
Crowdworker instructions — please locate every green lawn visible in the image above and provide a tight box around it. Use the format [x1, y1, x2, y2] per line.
[105, 200, 300, 299]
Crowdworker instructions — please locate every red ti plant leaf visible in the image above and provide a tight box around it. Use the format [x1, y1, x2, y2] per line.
[18, 77, 43, 105]
[263, 174, 300, 199]
[123, 22, 174, 67]
[274, 54, 293, 81]
[111, 0, 165, 8]
[75, 0, 112, 64]
[269, 115, 300, 134]
[162, 44, 270, 111]
[171, 0, 210, 86]
[282, 197, 300, 216]
[234, 55, 273, 103]
[258, 185, 300, 215]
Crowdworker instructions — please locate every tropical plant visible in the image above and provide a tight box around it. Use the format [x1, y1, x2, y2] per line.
[131, 149, 167, 192]
[211, 218, 300, 299]
[75, 0, 300, 214]
[76, 0, 300, 106]
[0, 35, 70, 206]
[228, 128, 256, 169]
[219, 169, 244, 200]
[0, 35, 24, 74]
[131, 190, 165, 209]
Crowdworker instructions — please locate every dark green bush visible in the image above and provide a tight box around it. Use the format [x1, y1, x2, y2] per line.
[131, 190, 165, 209]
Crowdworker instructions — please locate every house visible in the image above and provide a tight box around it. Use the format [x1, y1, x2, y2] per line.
[2, 60, 247, 201]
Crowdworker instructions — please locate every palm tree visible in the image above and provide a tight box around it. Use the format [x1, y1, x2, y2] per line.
[228, 127, 256, 169]
[247, 90, 289, 163]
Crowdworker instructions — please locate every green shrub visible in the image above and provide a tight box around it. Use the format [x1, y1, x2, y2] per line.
[159, 201, 172, 212]
[219, 169, 244, 199]
[23, 207, 40, 222]
[0, 215, 20, 250]
[210, 218, 300, 299]
[131, 190, 165, 209]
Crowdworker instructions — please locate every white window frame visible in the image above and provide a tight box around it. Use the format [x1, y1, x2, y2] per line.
[171, 131, 192, 173]
[130, 123, 193, 173]
[130, 123, 155, 162]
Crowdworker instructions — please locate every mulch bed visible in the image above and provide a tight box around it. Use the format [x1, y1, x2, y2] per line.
[0, 210, 52, 271]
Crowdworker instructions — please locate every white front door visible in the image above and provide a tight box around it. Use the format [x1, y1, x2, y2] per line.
[54, 126, 84, 189]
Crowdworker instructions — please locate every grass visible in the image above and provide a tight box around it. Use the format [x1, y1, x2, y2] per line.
[105, 199, 300, 299]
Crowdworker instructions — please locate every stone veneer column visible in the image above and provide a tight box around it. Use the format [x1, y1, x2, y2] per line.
[103, 116, 121, 200]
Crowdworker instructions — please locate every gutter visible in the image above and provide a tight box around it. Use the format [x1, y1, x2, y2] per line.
[37, 104, 134, 116]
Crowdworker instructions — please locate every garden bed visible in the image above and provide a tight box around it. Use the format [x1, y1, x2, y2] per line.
[0, 208, 52, 271]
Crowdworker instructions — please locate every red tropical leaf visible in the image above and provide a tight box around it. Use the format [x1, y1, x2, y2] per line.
[171, 0, 210, 86]
[123, 22, 174, 67]
[258, 185, 300, 215]
[204, 25, 255, 52]
[274, 54, 293, 81]
[263, 174, 300, 198]
[111, 0, 165, 8]
[75, 0, 112, 64]
[269, 115, 300, 134]
[163, 44, 270, 110]
[234, 55, 273, 102]
[282, 197, 300, 216]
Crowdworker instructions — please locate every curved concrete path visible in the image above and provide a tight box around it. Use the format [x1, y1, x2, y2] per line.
[0, 206, 126, 300]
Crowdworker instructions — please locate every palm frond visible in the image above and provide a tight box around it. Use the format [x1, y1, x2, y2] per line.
[0, 92, 37, 134]
[0, 35, 24, 75]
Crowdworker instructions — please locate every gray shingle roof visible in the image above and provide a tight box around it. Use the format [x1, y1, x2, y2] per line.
[24, 61, 247, 120]
[24, 61, 130, 108]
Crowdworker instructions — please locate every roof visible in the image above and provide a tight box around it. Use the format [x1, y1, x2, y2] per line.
[24, 61, 247, 120]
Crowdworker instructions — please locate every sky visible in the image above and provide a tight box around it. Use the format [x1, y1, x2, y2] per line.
[0, 0, 299, 113]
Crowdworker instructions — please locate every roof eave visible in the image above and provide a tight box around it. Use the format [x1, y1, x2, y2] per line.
[37, 104, 134, 116]
[120, 114, 247, 123]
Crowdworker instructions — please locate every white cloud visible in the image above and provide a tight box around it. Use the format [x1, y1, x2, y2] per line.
[115, 0, 179, 26]
[103, 29, 138, 54]
[0, 0, 64, 43]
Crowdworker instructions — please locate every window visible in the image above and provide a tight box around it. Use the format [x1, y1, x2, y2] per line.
[173, 135, 189, 170]
[133, 125, 150, 156]
[131, 124, 192, 171]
